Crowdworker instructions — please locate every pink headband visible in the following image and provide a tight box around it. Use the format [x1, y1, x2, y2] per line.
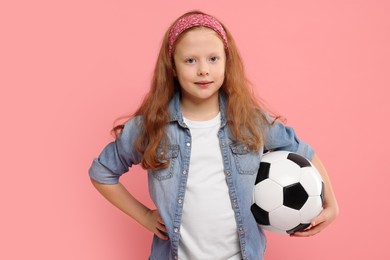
[168, 13, 228, 58]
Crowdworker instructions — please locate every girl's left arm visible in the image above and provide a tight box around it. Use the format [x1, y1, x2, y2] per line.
[291, 153, 339, 237]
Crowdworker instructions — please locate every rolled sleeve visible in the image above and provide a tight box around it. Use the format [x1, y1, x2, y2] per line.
[88, 116, 143, 184]
[89, 158, 122, 184]
[264, 116, 315, 160]
[295, 138, 315, 160]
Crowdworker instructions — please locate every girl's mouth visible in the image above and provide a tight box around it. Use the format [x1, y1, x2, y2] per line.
[195, 81, 213, 87]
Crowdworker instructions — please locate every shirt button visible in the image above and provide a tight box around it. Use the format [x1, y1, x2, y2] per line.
[178, 199, 183, 204]
[174, 228, 179, 233]
[225, 170, 231, 176]
[186, 142, 191, 147]
[182, 170, 187, 175]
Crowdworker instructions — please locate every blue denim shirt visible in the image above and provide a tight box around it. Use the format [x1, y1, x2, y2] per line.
[89, 93, 314, 260]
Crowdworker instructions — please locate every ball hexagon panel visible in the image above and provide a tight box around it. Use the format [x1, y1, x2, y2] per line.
[299, 196, 323, 223]
[269, 206, 301, 231]
[283, 182, 308, 210]
[300, 167, 323, 196]
[261, 151, 289, 163]
[254, 179, 283, 212]
[268, 159, 301, 187]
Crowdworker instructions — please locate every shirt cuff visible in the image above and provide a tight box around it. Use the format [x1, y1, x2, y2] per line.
[295, 141, 315, 161]
[89, 158, 120, 184]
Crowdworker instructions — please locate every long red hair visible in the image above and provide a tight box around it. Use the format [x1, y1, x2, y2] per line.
[113, 10, 273, 169]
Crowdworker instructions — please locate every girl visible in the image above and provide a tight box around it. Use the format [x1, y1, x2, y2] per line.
[89, 10, 339, 260]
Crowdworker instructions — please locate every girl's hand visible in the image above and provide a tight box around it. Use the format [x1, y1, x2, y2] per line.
[290, 202, 339, 237]
[144, 209, 169, 240]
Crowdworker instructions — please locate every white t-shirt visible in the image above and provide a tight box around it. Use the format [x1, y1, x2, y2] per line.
[179, 113, 241, 260]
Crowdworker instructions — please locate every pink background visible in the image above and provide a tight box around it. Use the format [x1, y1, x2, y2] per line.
[1, 0, 389, 259]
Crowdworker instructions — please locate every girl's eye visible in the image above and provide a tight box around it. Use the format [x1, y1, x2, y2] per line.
[185, 58, 196, 64]
[210, 56, 218, 63]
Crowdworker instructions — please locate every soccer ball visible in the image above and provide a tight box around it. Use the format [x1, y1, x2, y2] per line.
[251, 151, 324, 234]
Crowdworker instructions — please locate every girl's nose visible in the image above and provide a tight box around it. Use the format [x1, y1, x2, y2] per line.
[197, 61, 209, 76]
[198, 70, 209, 76]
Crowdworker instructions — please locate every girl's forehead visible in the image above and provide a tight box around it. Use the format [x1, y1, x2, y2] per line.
[174, 27, 225, 52]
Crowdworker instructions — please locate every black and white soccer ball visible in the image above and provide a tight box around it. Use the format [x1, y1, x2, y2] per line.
[251, 151, 325, 234]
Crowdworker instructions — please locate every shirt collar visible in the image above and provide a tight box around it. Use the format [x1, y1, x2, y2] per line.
[168, 92, 227, 128]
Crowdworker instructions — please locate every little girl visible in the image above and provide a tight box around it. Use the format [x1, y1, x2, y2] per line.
[89, 10, 339, 260]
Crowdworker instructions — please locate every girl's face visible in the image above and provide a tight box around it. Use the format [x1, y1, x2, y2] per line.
[173, 27, 226, 107]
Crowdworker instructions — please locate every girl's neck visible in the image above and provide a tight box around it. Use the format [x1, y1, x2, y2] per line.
[180, 96, 220, 121]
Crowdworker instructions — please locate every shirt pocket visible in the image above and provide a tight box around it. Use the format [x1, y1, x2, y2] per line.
[151, 144, 179, 181]
[230, 142, 260, 175]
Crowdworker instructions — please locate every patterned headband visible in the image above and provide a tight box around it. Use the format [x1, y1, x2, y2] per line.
[168, 13, 228, 58]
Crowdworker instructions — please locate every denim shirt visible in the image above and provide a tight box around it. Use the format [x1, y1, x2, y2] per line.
[89, 93, 314, 260]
